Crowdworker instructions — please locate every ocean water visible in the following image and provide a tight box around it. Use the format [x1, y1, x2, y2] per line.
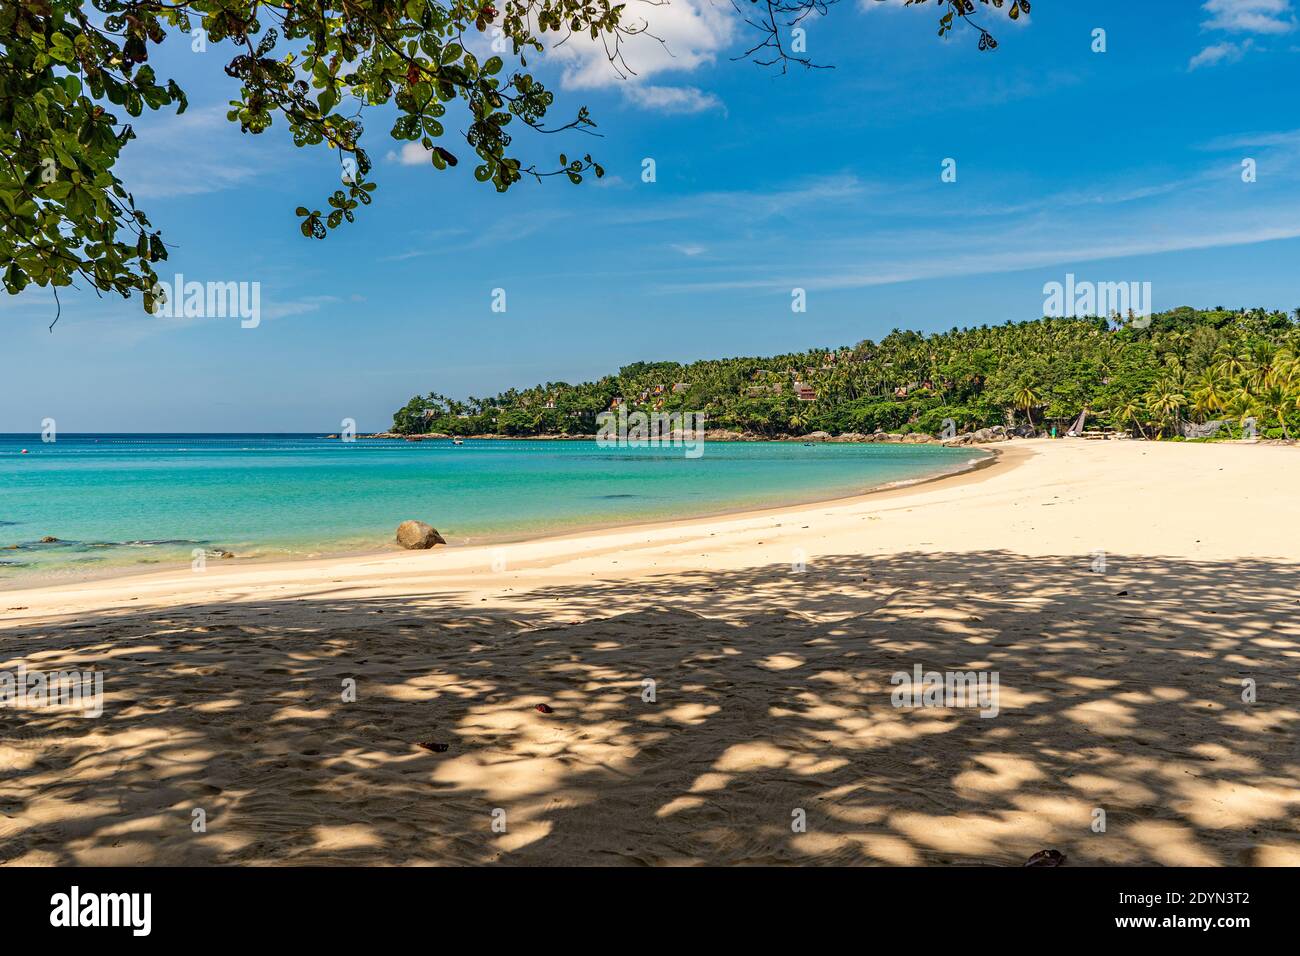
[0, 434, 986, 585]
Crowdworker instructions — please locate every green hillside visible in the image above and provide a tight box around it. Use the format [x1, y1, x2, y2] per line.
[391, 307, 1300, 440]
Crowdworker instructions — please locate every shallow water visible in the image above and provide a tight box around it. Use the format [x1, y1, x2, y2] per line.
[0, 434, 986, 585]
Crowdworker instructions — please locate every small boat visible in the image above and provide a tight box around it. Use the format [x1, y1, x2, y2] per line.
[452, 438, 464, 445]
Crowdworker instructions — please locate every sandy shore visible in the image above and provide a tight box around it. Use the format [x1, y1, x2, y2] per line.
[2, 439, 1298, 865]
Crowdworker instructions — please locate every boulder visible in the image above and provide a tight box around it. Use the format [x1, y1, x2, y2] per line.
[970, 427, 1008, 443]
[902, 432, 933, 443]
[803, 431, 832, 441]
[1182, 420, 1225, 440]
[396, 520, 446, 550]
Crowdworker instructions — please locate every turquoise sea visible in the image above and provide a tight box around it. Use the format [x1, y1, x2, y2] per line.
[0, 434, 986, 585]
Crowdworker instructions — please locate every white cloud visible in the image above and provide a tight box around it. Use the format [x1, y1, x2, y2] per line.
[1201, 0, 1296, 34]
[1190, 1, 1294, 67]
[622, 85, 724, 114]
[635, 133, 1300, 298]
[609, 174, 869, 225]
[671, 242, 707, 256]
[1198, 127, 1300, 149]
[1189, 39, 1254, 68]
[549, 0, 734, 94]
[117, 107, 265, 199]
[659, 219, 1300, 295]
[262, 295, 339, 320]
[437, 3, 733, 113]
[386, 142, 433, 166]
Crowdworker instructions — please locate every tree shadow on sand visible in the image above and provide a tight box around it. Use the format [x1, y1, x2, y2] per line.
[1, 550, 1297, 866]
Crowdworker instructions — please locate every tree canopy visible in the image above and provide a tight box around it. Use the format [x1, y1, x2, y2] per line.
[391, 308, 1300, 441]
[1, 0, 1027, 323]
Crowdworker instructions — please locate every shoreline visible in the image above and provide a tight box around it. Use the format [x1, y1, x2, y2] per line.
[4, 438, 1299, 865]
[0, 443, 998, 596]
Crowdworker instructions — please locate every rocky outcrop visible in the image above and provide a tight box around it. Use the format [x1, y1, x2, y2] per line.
[395, 520, 446, 550]
[1182, 420, 1226, 439]
[944, 425, 1011, 445]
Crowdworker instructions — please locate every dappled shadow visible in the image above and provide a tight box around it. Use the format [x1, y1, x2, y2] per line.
[1, 550, 1297, 865]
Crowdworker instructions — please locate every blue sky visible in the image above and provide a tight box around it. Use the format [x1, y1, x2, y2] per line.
[4, 0, 1300, 432]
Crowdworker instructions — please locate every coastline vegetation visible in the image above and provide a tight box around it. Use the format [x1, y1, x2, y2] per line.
[392, 307, 1300, 441]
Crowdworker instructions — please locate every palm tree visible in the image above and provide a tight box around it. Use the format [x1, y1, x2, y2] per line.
[1213, 348, 1249, 385]
[1146, 379, 1186, 438]
[1222, 383, 1260, 437]
[1013, 383, 1042, 427]
[1112, 396, 1147, 439]
[1258, 383, 1294, 440]
[1189, 371, 1228, 422]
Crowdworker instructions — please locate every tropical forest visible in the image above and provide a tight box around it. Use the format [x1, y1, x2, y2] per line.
[391, 307, 1300, 440]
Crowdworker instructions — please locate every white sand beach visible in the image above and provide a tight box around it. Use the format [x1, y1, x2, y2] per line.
[2, 439, 1298, 865]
